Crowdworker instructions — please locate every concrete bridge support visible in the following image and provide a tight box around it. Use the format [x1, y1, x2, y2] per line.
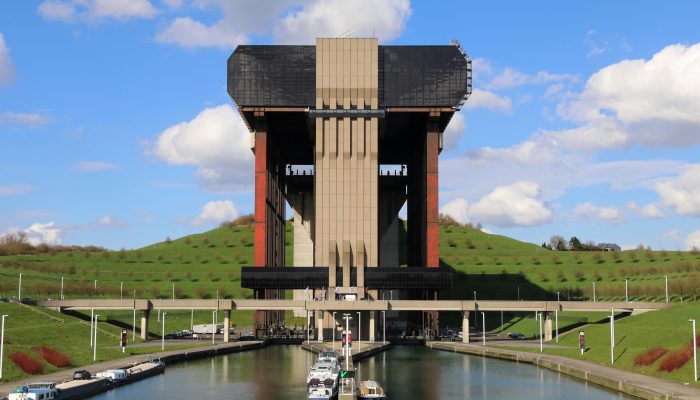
[544, 312, 553, 342]
[224, 310, 231, 343]
[462, 311, 470, 343]
[369, 311, 376, 342]
[140, 310, 150, 341]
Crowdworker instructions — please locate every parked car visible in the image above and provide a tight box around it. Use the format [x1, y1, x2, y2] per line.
[507, 332, 526, 340]
[73, 370, 91, 380]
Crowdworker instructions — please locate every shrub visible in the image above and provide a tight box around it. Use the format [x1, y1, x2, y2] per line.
[659, 348, 691, 372]
[447, 239, 456, 247]
[37, 346, 71, 367]
[10, 352, 43, 374]
[634, 347, 667, 366]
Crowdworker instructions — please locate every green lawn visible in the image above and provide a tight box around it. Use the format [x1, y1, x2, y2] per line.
[498, 302, 700, 386]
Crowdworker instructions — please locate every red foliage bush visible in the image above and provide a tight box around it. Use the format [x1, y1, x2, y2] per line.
[37, 346, 71, 368]
[658, 335, 700, 372]
[634, 347, 668, 366]
[9, 352, 43, 374]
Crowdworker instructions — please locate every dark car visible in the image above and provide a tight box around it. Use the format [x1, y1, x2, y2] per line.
[507, 332, 526, 340]
[73, 370, 91, 380]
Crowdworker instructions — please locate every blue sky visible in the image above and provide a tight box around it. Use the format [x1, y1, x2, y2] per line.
[1, 0, 699, 251]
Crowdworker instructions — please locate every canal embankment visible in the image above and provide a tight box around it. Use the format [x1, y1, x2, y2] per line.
[0, 340, 265, 399]
[426, 341, 700, 400]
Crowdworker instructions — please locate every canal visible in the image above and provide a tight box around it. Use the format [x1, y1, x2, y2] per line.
[90, 345, 631, 399]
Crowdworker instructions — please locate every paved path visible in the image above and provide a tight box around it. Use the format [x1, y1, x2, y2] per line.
[0, 341, 264, 397]
[428, 341, 700, 400]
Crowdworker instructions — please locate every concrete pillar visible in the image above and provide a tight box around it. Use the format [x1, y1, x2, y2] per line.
[140, 310, 150, 341]
[462, 311, 470, 344]
[369, 311, 375, 342]
[223, 310, 231, 343]
[544, 312, 553, 342]
[317, 311, 324, 342]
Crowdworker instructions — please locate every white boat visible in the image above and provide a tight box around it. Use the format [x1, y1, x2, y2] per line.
[308, 385, 337, 400]
[95, 369, 128, 383]
[357, 380, 386, 399]
[8, 382, 59, 400]
[306, 360, 340, 388]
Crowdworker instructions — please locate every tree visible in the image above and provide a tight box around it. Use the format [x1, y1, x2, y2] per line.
[569, 236, 582, 251]
[549, 235, 567, 251]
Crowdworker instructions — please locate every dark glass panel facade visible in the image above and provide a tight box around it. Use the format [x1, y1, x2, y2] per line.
[227, 45, 470, 108]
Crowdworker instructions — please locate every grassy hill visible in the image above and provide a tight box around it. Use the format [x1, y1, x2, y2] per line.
[2, 220, 700, 383]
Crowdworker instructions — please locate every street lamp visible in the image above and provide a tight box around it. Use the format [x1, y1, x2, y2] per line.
[343, 314, 352, 371]
[593, 281, 596, 302]
[90, 308, 94, 348]
[212, 310, 217, 345]
[93, 314, 100, 362]
[473, 291, 478, 329]
[610, 309, 615, 365]
[537, 312, 543, 352]
[481, 312, 486, 346]
[624, 279, 629, 302]
[94, 280, 97, 297]
[690, 319, 698, 382]
[161, 312, 167, 351]
[382, 310, 386, 345]
[357, 312, 361, 352]
[332, 312, 337, 350]
[0, 315, 8, 380]
[120, 282, 123, 300]
[18, 273, 22, 301]
[60, 277, 64, 300]
[665, 276, 669, 303]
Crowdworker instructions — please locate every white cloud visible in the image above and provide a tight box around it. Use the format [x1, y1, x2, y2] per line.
[558, 43, 700, 147]
[442, 111, 465, 150]
[97, 215, 128, 228]
[24, 222, 62, 246]
[685, 230, 700, 251]
[178, 200, 239, 226]
[462, 89, 512, 114]
[274, 0, 411, 44]
[0, 111, 51, 126]
[485, 66, 578, 90]
[440, 198, 470, 225]
[0, 33, 15, 86]
[626, 201, 664, 219]
[0, 184, 33, 197]
[572, 202, 626, 224]
[441, 181, 551, 228]
[663, 229, 682, 242]
[72, 161, 122, 172]
[150, 104, 253, 191]
[656, 164, 700, 217]
[38, 0, 158, 22]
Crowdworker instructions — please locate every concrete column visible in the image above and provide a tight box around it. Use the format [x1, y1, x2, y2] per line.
[462, 311, 470, 344]
[544, 312, 553, 342]
[317, 311, 324, 342]
[223, 310, 231, 343]
[140, 310, 150, 341]
[369, 311, 375, 342]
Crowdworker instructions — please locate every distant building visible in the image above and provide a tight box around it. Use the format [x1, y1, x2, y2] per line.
[598, 243, 622, 252]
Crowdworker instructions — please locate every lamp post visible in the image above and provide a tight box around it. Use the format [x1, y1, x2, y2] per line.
[357, 312, 361, 352]
[120, 282, 123, 300]
[18, 273, 22, 301]
[93, 314, 100, 362]
[172, 284, 175, 300]
[382, 310, 386, 345]
[481, 312, 486, 346]
[624, 279, 629, 302]
[132, 290, 136, 341]
[94, 280, 97, 297]
[191, 309, 194, 331]
[343, 313, 352, 371]
[665, 276, 669, 303]
[593, 281, 596, 302]
[212, 310, 216, 345]
[690, 319, 698, 382]
[332, 311, 337, 350]
[90, 308, 94, 348]
[610, 309, 615, 365]
[60, 277, 64, 300]
[0, 314, 8, 380]
[474, 291, 477, 328]
[538, 312, 543, 352]
[161, 312, 167, 351]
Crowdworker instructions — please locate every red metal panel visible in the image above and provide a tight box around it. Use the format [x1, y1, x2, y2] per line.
[426, 130, 440, 268]
[254, 131, 267, 267]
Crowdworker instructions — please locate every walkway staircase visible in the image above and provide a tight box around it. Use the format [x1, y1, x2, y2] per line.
[78, 320, 120, 340]
[16, 301, 65, 324]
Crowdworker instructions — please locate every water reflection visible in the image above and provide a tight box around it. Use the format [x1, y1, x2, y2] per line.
[91, 345, 630, 400]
